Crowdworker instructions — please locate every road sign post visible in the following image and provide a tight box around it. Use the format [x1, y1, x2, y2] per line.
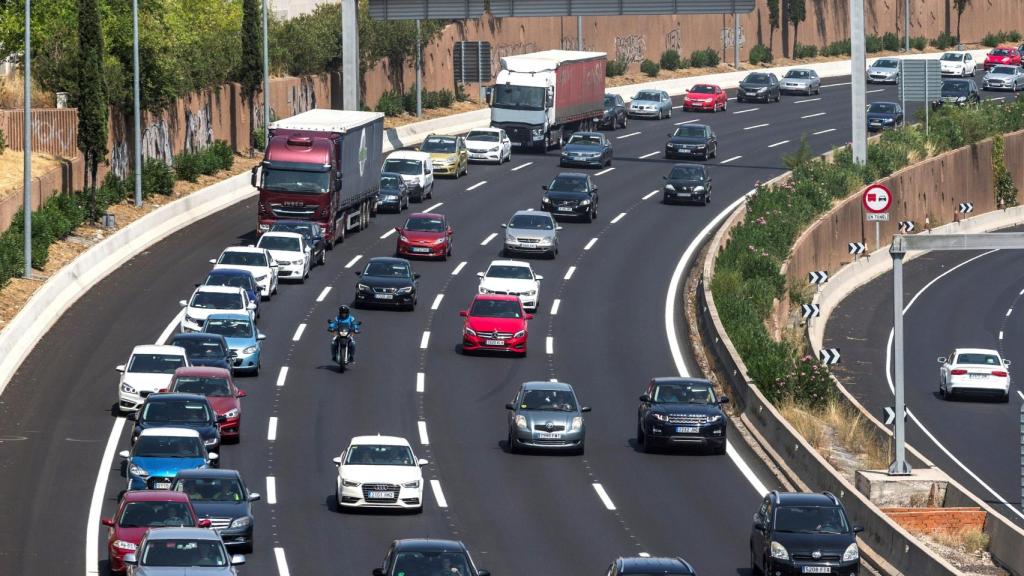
[863, 183, 893, 251]
[890, 250, 911, 475]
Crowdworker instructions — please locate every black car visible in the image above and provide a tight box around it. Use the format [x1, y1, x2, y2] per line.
[664, 124, 717, 161]
[607, 556, 697, 576]
[542, 173, 599, 223]
[559, 131, 613, 168]
[172, 468, 260, 553]
[132, 393, 223, 454]
[933, 78, 981, 108]
[636, 377, 728, 454]
[354, 257, 419, 310]
[866, 101, 904, 132]
[377, 172, 410, 213]
[599, 93, 627, 130]
[170, 333, 234, 373]
[268, 219, 327, 265]
[373, 539, 489, 576]
[663, 163, 712, 205]
[751, 491, 863, 575]
[737, 72, 781, 103]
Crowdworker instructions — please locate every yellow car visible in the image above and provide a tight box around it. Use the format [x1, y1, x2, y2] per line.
[420, 134, 469, 178]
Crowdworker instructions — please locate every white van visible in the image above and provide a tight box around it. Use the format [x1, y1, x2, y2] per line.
[382, 150, 434, 202]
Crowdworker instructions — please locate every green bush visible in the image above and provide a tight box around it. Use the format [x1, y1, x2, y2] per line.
[911, 36, 928, 50]
[434, 89, 455, 108]
[982, 30, 1022, 47]
[883, 32, 900, 51]
[251, 129, 266, 152]
[210, 140, 234, 172]
[690, 47, 721, 68]
[931, 31, 957, 50]
[749, 44, 774, 64]
[143, 158, 176, 196]
[660, 49, 682, 71]
[0, 127, 6, 154]
[606, 58, 628, 77]
[640, 59, 660, 77]
[1009, 31, 1023, 42]
[865, 34, 884, 53]
[375, 90, 405, 117]
[793, 43, 818, 59]
[821, 39, 851, 56]
[174, 152, 203, 182]
[455, 83, 469, 102]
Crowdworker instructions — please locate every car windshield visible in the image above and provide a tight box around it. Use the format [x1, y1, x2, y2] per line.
[364, 261, 412, 278]
[262, 167, 329, 194]
[868, 103, 898, 114]
[991, 49, 1011, 56]
[955, 353, 1000, 365]
[218, 251, 267, 267]
[520, 389, 577, 411]
[142, 400, 212, 424]
[140, 538, 227, 567]
[745, 73, 769, 85]
[774, 506, 850, 534]
[128, 354, 186, 374]
[942, 52, 965, 61]
[345, 444, 415, 466]
[492, 84, 545, 110]
[393, 551, 472, 575]
[118, 501, 196, 528]
[568, 134, 602, 146]
[992, 65, 1018, 74]
[173, 376, 232, 397]
[190, 291, 243, 310]
[421, 137, 457, 153]
[547, 176, 588, 193]
[508, 215, 554, 230]
[172, 339, 226, 359]
[404, 217, 446, 232]
[383, 158, 423, 175]
[205, 274, 254, 292]
[652, 382, 716, 404]
[874, 59, 899, 68]
[174, 477, 246, 502]
[673, 126, 706, 138]
[470, 299, 523, 318]
[379, 175, 403, 189]
[467, 130, 499, 142]
[487, 265, 533, 279]
[204, 318, 253, 339]
[258, 235, 301, 252]
[636, 91, 661, 101]
[134, 435, 203, 458]
[603, 96, 617, 106]
[785, 70, 811, 78]
[690, 84, 716, 93]
[942, 80, 970, 95]
[669, 166, 704, 180]
[270, 222, 318, 238]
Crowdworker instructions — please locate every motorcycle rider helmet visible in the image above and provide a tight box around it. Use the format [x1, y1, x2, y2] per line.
[338, 305, 350, 319]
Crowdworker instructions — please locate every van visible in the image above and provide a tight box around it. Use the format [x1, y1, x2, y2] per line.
[381, 150, 434, 202]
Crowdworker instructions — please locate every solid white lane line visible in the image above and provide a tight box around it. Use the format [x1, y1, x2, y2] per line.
[316, 286, 332, 302]
[550, 378, 558, 382]
[592, 483, 617, 510]
[481, 232, 498, 245]
[638, 552, 651, 558]
[768, 140, 790, 148]
[642, 189, 660, 200]
[467, 181, 487, 191]
[999, 331, 1004, 340]
[866, 88, 884, 93]
[744, 123, 769, 130]
[85, 416, 127, 575]
[268, 417, 278, 441]
[720, 155, 742, 164]
[564, 266, 577, 280]
[594, 167, 616, 176]
[584, 238, 598, 250]
[276, 366, 289, 387]
[526, 208, 534, 211]
[610, 212, 627, 224]
[430, 480, 448, 508]
[1019, 287, 1024, 296]
[546, 337, 554, 355]
[822, 81, 852, 87]
[801, 112, 827, 119]
[733, 108, 760, 114]
[431, 294, 444, 310]
[423, 202, 444, 213]
[551, 299, 561, 315]
[451, 261, 467, 275]
[418, 421, 430, 445]
[274, 548, 291, 576]
[511, 162, 533, 171]
[292, 323, 306, 342]
[616, 131, 642, 139]
[420, 331, 431, 349]
[639, 151, 660, 159]
[416, 372, 425, 393]
[674, 119, 699, 125]
[344, 255, 362, 268]
[813, 128, 837, 135]
[157, 308, 186, 345]
[266, 476, 278, 504]
[793, 97, 821, 104]
[1008, 308, 1014, 317]
[380, 228, 396, 239]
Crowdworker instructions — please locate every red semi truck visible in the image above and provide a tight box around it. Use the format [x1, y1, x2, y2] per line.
[253, 109, 384, 246]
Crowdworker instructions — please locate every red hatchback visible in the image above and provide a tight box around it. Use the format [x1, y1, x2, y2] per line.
[984, 46, 1022, 70]
[102, 490, 209, 573]
[395, 212, 453, 260]
[167, 367, 246, 442]
[460, 294, 533, 356]
[682, 84, 728, 112]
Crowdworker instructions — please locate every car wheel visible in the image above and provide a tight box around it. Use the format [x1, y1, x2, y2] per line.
[253, 359, 260, 377]
[319, 250, 326, 266]
[667, 107, 672, 118]
[507, 429, 518, 453]
[705, 194, 711, 205]
[712, 144, 718, 159]
[576, 442, 585, 456]
[636, 421, 645, 445]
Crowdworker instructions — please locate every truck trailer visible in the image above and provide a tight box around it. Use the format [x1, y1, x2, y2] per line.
[253, 109, 384, 246]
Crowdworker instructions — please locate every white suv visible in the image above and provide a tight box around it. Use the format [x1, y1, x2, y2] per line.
[477, 260, 543, 312]
[938, 347, 1011, 402]
[116, 345, 190, 413]
[381, 150, 434, 202]
[333, 435, 428, 511]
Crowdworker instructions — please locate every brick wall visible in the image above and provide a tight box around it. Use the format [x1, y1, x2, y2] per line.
[883, 507, 987, 534]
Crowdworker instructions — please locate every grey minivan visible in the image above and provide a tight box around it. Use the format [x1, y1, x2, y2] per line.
[506, 381, 590, 454]
[501, 210, 561, 259]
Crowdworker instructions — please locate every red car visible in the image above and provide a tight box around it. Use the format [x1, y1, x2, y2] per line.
[682, 84, 728, 112]
[460, 294, 533, 356]
[167, 366, 246, 442]
[395, 212, 453, 260]
[101, 490, 210, 573]
[984, 46, 1022, 70]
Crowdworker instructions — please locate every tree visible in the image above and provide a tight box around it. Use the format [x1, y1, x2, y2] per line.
[240, 0, 262, 143]
[76, 0, 108, 218]
[767, 0, 780, 52]
[953, 0, 971, 42]
[788, 0, 806, 57]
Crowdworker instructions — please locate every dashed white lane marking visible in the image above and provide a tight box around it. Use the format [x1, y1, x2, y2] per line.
[793, 97, 821, 104]
[584, 238, 598, 250]
[642, 189, 660, 200]
[467, 181, 487, 191]
[592, 483, 617, 510]
[431, 294, 444, 310]
[564, 266, 577, 280]
[768, 140, 790, 148]
[813, 128, 837, 135]
[720, 155, 742, 164]
[380, 228, 396, 239]
[316, 286, 332, 302]
[610, 212, 627, 224]
[671, 104, 686, 109]
[268, 417, 278, 441]
[549, 378, 558, 382]
[266, 476, 277, 504]
[801, 112, 826, 119]
[546, 337, 554, 355]
[638, 552, 651, 558]
[866, 88, 884, 93]
[511, 162, 533, 171]
[744, 123, 769, 130]
[674, 119, 699, 125]
[551, 299, 561, 315]
[416, 372, 425, 393]
[274, 547, 291, 576]
[423, 202, 444, 213]
[430, 480, 448, 508]
[344, 255, 362, 268]
[276, 366, 289, 387]
[594, 167, 616, 176]
[1018, 390, 1024, 401]
[991, 96, 1006, 101]
[616, 131, 642, 139]
[638, 151, 660, 159]
[1007, 308, 1014, 317]
[999, 331, 1004, 340]
[481, 232, 498, 245]
[822, 81, 852, 87]
[451, 261, 467, 275]
[420, 331, 431, 349]
[418, 421, 430, 445]
[292, 323, 306, 342]
[733, 108, 759, 114]
[1019, 287, 1024, 296]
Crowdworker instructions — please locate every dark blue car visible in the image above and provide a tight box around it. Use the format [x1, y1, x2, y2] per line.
[203, 269, 260, 319]
[559, 132, 613, 168]
[170, 332, 234, 373]
[866, 101, 904, 132]
[132, 393, 223, 454]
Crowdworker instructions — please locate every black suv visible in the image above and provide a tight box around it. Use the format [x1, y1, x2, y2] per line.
[933, 78, 981, 108]
[607, 556, 696, 575]
[132, 393, 223, 454]
[636, 377, 728, 454]
[750, 491, 863, 575]
[172, 468, 260, 553]
[542, 173, 599, 222]
[373, 539, 489, 576]
[737, 72, 781, 103]
[663, 163, 712, 205]
[354, 256, 419, 310]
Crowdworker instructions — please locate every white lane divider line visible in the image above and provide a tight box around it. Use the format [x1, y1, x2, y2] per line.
[266, 476, 278, 504]
[999, 331, 1004, 340]
[564, 266, 577, 280]
[418, 421, 430, 445]
[511, 162, 533, 171]
[584, 238, 598, 250]
[1007, 308, 1014, 317]
[467, 180, 488, 191]
[594, 167, 616, 176]
[642, 189, 660, 200]
[792, 97, 821, 104]
[674, 119, 699, 126]
[416, 372, 425, 393]
[268, 417, 278, 441]
[430, 479, 448, 508]
[480, 232, 498, 246]
[768, 140, 790, 148]
[801, 112, 827, 119]
[822, 81, 852, 88]
[743, 123, 769, 130]
[813, 128, 837, 135]
[1018, 390, 1024, 401]
[344, 254, 362, 268]
[157, 308, 186, 345]
[274, 547, 291, 576]
[866, 88, 884, 93]
[610, 212, 627, 224]
[592, 483, 617, 510]
[380, 228, 396, 239]
[420, 331, 431, 349]
[431, 294, 444, 310]
[990, 96, 1006, 101]
[276, 366, 289, 387]
[616, 131, 642, 139]
[451, 261, 467, 275]
[546, 337, 554, 355]
[639, 151, 660, 159]
[525, 207, 534, 211]
[551, 299, 561, 315]
[423, 202, 444, 213]
[638, 552, 651, 558]
[86, 416, 127, 575]
[720, 155, 742, 164]
[733, 108, 760, 114]
[550, 378, 558, 382]
[292, 323, 306, 342]
[671, 104, 686, 109]
[316, 286, 332, 302]
[1019, 287, 1024, 296]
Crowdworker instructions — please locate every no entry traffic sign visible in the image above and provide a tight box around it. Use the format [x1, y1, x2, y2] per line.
[862, 183, 892, 214]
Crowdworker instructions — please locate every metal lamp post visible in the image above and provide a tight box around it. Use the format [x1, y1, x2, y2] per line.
[261, 0, 270, 145]
[132, 0, 142, 207]
[23, 0, 32, 278]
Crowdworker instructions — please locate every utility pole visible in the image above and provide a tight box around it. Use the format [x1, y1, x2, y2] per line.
[850, 0, 867, 164]
[22, 0, 31, 278]
[904, 0, 910, 51]
[733, 0, 740, 70]
[261, 0, 270, 143]
[577, 15, 583, 50]
[341, 0, 359, 111]
[416, 20, 422, 117]
[132, 0, 142, 207]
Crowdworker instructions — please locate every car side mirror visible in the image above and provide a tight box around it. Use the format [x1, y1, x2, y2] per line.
[853, 525, 864, 533]
[373, 569, 387, 576]
[476, 272, 484, 278]
[459, 310, 468, 317]
[197, 518, 212, 528]
[417, 458, 429, 466]
[208, 452, 219, 461]
[124, 554, 138, 566]
[581, 406, 592, 413]
[937, 357, 946, 364]
[526, 313, 535, 320]
[230, 555, 246, 566]
[754, 522, 766, 531]
[592, 186, 598, 192]
[355, 270, 362, 276]
[236, 389, 247, 398]
[478, 570, 490, 576]
[209, 259, 217, 264]
[249, 492, 261, 502]
[500, 223, 507, 228]
[247, 302, 257, 311]
[413, 273, 421, 279]
[217, 414, 227, 423]
[257, 333, 267, 341]
[556, 226, 563, 231]
[505, 402, 515, 410]
[250, 165, 259, 187]
[1004, 359, 1012, 366]
[542, 185, 548, 190]
[719, 395, 730, 404]
[119, 449, 131, 459]
[116, 364, 126, 373]
[229, 350, 238, 358]
[639, 394, 651, 402]
[332, 456, 342, 466]
[101, 517, 114, 527]
[666, 133, 672, 138]
[447, 229, 453, 236]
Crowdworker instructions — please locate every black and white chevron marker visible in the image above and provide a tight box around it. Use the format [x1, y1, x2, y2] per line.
[958, 202, 974, 214]
[848, 242, 866, 255]
[807, 270, 829, 285]
[801, 304, 821, 319]
[898, 220, 915, 233]
[820, 348, 841, 365]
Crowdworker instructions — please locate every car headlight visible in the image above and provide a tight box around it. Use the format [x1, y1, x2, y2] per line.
[399, 235, 410, 243]
[396, 286, 414, 294]
[229, 516, 252, 529]
[650, 413, 667, 422]
[254, 274, 267, 282]
[532, 128, 543, 136]
[693, 186, 705, 192]
[341, 479, 360, 487]
[842, 542, 859, 562]
[121, 383, 136, 394]
[478, 286, 490, 294]
[523, 290, 537, 297]
[770, 541, 789, 560]
[512, 330, 526, 339]
[665, 184, 675, 191]
[882, 118, 894, 123]
[223, 409, 239, 419]
[536, 238, 551, 245]
[515, 415, 528, 429]
[204, 438, 217, 446]
[358, 283, 372, 292]
[445, 155, 456, 163]
[402, 480, 421, 488]
[464, 327, 477, 336]
[243, 345, 258, 354]
[570, 416, 583, 431]
[185, 314, 200, 325]
[957, 96, 967, 102]
[541, 196, 552, 204]
[757, 87, 767, 93]
[706, 414, 723, 423]
[128, 463, 149, 477]
[579, 199, 591, 206]
[489, 145, 500, 152]
[432, 237, 446, 244]
[112, 539, 137, 551]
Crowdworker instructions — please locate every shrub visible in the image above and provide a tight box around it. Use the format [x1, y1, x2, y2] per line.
[143, 158, 176, 196]
[0, 127, 6, 154]
[821, 39, 851, 57]
[251, 128, 266, 152]
[0, 229, 23, 288]
[992, 134, 1019, 208]
[375, 90, 405, 116]
[1008, 31, 1023, 42]
[883, 32, 900, 51]
[606, 58, 628, 77]
[174, 152, 203, 182]
[660, 49, 682, 71]
[865, 34, 884, 53]
[982, 32, 1002, 47]
[690, 47, 720, 68]
[210, 140, 234, 172]
[640, 59, 660, 77]
[455, 83, 469, 102]
[793, 43, 817, 59]
[911, 36, 928, 50]
[931, 31, 957, 50]
[434, 89, 455, 108]
[749, 43, 773, 64]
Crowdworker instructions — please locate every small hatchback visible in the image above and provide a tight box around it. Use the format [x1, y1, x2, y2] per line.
[395, 213, 453, 260]
[750, 491, 862, 575]
[505, 381, 590, 453]
[102, 490, 210, 574]
[373, 539, 489, 576]
[501, 210, 561, 259]
[460, 294, 533, 356]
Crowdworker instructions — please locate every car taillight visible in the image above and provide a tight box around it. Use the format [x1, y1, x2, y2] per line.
[950, 369, 968, 375]
[992, 370, 1008, 377]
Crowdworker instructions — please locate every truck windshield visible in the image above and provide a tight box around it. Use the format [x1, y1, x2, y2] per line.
[492, 85, 545, 111]
[262, 168, 329, 194]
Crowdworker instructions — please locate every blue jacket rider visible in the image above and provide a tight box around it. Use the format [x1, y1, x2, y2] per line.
[328, 305, 360, 362]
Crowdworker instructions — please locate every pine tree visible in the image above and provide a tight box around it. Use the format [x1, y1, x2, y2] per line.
[953, 0, 971, 42]
[767, 0, 780, 52]
[76, 0, 109, 218]
[240, 0, 264, 148]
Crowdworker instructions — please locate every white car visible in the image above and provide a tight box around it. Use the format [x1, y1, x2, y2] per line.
[210, 246, 278, 300]
[939, 52, 977, 77]
[179, 285, 255, 332]
[381, 150, 434, 202]
[938, 347, 1011, 402]
[256, 231, 311, 282]
[477, 260, 543, 312]
[332, 435, 428, 511]
[465, 127, 512, 164]
[116, 345, 190, 413]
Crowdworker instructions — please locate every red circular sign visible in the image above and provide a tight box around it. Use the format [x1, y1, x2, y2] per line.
[862, 183, 892, 213]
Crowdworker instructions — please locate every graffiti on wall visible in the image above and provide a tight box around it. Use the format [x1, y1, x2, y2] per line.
[289, 77, 318, 117]
[614, 34, 647, 64]
[721, 25, 746, 49]
[184, 104, 214, 154]
[665, 28, 682, 52]
[110, 119, 173, 177]
[560, 36, 588, 50]
[493, 41, 538, 73]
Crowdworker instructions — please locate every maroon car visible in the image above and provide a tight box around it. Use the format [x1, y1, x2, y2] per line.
[167, 367, 246, 442]
[395, 212, 453, 260]
[102, 490, 209, 573]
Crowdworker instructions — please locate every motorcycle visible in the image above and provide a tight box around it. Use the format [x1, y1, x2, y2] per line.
[328, 319, 359, 373]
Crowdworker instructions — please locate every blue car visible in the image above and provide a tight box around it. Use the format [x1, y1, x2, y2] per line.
[203, 269, 261, 319]
[202, 313, 265, 376]
[119, 427, 217, 490]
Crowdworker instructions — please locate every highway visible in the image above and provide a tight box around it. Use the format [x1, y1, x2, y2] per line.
[0, 74, 991, 575]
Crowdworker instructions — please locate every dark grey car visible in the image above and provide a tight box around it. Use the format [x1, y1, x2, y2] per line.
[600, 93, 628, 129]
[506, 381, 590, 454]
[663, 163, 711, 205]
[559, 131, 613, 168]
[664, 124, 717, 161]
[172, 469, 260, 554]
[502, 210, 561, 259]
[737, 72, 781, 103]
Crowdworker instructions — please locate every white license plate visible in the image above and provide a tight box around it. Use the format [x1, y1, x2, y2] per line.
[152, 482, 171, 490]
[969, 373, 987, 379]
[676, 192, 690, 197]
[485, 339, 505, 346]
[802, 567, 831, 574]
[537, 432, 562, 439]
[675, 426, 699, 433]
[557, 207, 574, 212]
[375, 294, 394, 300]
[411, 247, 431, 253]
[367, 491, 395, 499]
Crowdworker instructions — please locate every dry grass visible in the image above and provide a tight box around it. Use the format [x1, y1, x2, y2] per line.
[779, 397, 892, 474]
[929, 528, 991, 556]
[382, 100, 487, 130]
[0, 149, 61, 202]
[0, 74, 56, 109]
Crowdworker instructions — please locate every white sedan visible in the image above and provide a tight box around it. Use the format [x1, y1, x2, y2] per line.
[116, 345, 190, 413]
[465, 127, 512, 164]
[179, 285, 256, 332]
[256, 231, 311, 283]
[938, 347, 1011, 402]
[333, 435, 428, 511]
[210, 246, 278, 299]
[939, 51, 977, 77]
[477, 260, 543, 312]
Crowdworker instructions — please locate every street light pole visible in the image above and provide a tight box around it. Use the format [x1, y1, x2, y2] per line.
[341, 0, 359, 111]
[132, 0, 142, 207]
[904, 0, 910, 52]
[416, 19, 422, 117]
[22, 0, 31, 278]
[733, 0, 740, 70]
[850, 0, 867, 164]
[261, 0, 270, 144]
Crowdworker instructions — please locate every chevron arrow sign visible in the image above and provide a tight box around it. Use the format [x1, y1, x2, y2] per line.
[807, 271, 829, 285]
[848, 242, 866, 255]
[958, 202, 974, 214]
[820, 348, 841, 365]
[898, 221, 915, 233]
[801, 304, 821, 319]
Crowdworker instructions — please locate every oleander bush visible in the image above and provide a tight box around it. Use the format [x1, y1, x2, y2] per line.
[606, 58, 628, 77]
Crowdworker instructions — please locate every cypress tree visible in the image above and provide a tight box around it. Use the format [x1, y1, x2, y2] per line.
[240, 0, 263, 148]
[788, 0, 807, 58]
[77, 0, 109, 218]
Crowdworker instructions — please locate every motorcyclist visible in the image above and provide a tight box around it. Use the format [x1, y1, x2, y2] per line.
[328, 305, 360, 363]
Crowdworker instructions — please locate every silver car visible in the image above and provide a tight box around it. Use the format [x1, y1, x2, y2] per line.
[866, 58, 901, 83]
[983, 65, 1024, 91]
[502, 210, 561, 259]
[627, 89, 673, 119]
[126, 527, 245, 575]
[506, 381, 590, 454]
[780, 68, 820, 94]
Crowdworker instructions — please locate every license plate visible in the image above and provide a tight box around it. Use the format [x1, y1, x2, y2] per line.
[537, 432, 562, 439]
[485, 339, 505, 346]
[367, 491, 395, 499]
[558, 207, 574, 212]
[676, 192, 690, 197]
[802, 567, 831, 574]
[411, 247, 431, 253]
[675, 426, 699, 433]
[152, 482, 171, 490]
[969, 373, 986, 379]
[375, 294, 394, 300]
[747, 92, 758, 96]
